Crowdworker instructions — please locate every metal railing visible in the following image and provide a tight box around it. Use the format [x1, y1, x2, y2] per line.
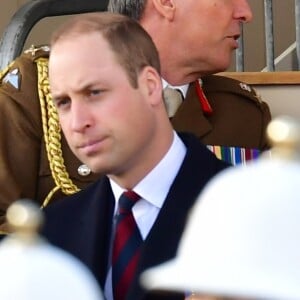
[237, 0, 298, 72]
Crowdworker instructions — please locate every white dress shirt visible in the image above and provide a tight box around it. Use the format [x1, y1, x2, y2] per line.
[105, 131, 186, 299]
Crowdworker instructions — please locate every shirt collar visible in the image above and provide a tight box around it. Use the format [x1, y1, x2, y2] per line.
[162, 78, 189, 99]
[110, 131, 186, 211]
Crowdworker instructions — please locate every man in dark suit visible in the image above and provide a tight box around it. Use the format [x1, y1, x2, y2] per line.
[42, 12, 229, 300]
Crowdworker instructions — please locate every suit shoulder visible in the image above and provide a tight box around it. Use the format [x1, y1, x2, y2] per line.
[45, 180, 98, 212]
[202, 74, 266, 107]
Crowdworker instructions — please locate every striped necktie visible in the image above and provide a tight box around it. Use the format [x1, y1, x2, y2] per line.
[163, 87, 183, 118]
[112, 190, 142, 300]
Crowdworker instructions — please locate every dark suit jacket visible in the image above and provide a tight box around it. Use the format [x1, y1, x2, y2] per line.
[41, 133, 229, 300]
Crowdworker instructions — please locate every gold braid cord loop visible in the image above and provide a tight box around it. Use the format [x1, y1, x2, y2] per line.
[36, 58, 80, 208]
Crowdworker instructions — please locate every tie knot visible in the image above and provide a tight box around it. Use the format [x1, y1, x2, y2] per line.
[118, 190, 140, 214]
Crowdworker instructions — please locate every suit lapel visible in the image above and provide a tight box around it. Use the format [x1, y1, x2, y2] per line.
[141, 134, 222, 269]
[171, 82, 212, 138]
[128, 134, 228, 299]
[67, 178, 115, 288]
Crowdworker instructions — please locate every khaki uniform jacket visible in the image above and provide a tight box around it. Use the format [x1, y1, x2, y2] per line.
[0, 46, 271, 228]
[172, 77, 271, 149]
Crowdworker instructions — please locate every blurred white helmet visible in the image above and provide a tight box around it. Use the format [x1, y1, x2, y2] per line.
[141, 116, 300, 300]
[0, 199, 103, 300]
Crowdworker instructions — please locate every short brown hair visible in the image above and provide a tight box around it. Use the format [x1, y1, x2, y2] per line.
[51, 12, 160, 88]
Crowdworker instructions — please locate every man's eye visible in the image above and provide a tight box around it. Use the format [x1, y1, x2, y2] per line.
[90, 89, 101, 96]
[54, 98, 70, 108]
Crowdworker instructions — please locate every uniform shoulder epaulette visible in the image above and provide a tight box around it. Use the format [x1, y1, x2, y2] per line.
[202, 74, 264, 106]
[0, 44, 50, 88]
[23, 44, 50, 61]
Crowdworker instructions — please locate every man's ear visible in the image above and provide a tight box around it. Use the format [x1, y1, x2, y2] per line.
[151, 0, 176, 21]
[139, 66, 162, 105]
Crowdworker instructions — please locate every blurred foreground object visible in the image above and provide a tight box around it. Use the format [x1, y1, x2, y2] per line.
[141, 115, 300, 299]
[0, 199, 103, 300]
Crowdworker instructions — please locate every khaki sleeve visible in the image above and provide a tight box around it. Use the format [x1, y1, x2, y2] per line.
[0, 54, 43, 225]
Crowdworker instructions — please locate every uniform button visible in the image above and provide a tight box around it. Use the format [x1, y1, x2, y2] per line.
[78, 164, 91, 176]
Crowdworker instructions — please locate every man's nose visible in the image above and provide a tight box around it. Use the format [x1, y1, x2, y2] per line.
[70, 101, 92, 132]
[234, 0, 253, 23]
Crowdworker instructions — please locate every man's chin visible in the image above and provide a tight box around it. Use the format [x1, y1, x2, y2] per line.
[213, 61, 231, 74]
[84, 161, 110, 175]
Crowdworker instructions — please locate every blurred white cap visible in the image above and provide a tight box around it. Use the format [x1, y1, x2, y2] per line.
[0, 199, 103, 300]
[141, 116, 300, 300]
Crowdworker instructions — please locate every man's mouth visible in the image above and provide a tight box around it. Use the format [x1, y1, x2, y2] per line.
[77, 138, 106, 154]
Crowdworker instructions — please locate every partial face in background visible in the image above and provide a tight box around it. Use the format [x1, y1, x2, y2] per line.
[172, 0, 253, 75]
[49, 32, 161, 176]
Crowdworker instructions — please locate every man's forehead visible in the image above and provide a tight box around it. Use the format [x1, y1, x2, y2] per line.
[50, 33, 117, 69]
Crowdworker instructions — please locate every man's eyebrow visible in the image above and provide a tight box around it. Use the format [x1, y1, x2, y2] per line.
[76, 78, 103, 90]
[51, 79, 104, 99]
